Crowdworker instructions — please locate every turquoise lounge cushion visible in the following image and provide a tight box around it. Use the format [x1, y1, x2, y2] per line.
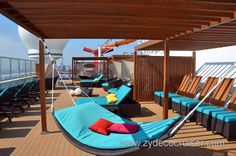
[160, 93, 179, 98]
[102, 82, 109, 87]
[154, 91, 163, 96]
[76, 97, 109, 105]
[215, 112, 236, 122]
[54, 102, 181, 149]
[212, 110, 232, 118]
[96, 74, 103, 81]
[154, 91, 179, 98]
[202, 107, 225, 115]
[76, 85, 131, 106]
[172, 97, 193, 104]
[108, 88, 118, 94]
[181, 100, 198, 105]
[115, 85, 131, 105]
[196, 105, 218, 113]
[80, 79, 93, 83]
[181, 100, 205, 108]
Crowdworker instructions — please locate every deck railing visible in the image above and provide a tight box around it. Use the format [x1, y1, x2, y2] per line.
[0, 56, 37, 81]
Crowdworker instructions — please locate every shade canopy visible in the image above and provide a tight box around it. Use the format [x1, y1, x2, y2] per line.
[1, 1, 236, 40]
[135, 40, 236, 51]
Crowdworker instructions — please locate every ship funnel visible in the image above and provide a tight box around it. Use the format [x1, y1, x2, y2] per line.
[18, 26, 68, 63]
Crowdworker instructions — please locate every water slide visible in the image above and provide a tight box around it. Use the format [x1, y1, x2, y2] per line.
[83, 39, 136, 57]
[83, 39, 136, 74]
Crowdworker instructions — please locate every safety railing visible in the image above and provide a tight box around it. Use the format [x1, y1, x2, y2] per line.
[0, 56, 37, 81]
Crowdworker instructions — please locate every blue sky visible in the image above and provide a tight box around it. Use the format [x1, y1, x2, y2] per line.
[0, 14, 138, 65]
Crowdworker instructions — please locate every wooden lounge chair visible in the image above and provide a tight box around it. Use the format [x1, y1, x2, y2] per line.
[195, 78, 234, 130]
[211, 90, 236, 140]
[154, 74, 192, 107]
[171, 76, 202, 113]
[180, 77, 219, 116]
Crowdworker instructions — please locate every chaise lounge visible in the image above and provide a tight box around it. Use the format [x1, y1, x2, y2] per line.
[154, 74, 191, 108]
[195, 78, 234, 130]
[76, 85, 140, 117]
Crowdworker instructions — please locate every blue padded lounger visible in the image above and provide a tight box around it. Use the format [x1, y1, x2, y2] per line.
[102, 82, 109, 87]
[108, 88, 118, 94]
[107, 81, 132, 94]
[76, 85, 131, 106]
[154, 91, 180, 109]
[80, 74, 103, 83]
[154, 74, 192, 106]
[80, 74, 104, 87]
[54, 102, 182, 151]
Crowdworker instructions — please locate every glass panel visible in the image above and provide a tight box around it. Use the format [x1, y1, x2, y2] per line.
[20, 60, 26, 77]
[0, 57, 36, 82]
[31, 61, 36, 74]
[11, 59, 19, 79]
[26, 61, 31, 76]
[0, 58, 11, 81]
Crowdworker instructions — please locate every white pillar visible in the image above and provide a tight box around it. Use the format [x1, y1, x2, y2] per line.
[98, 47, 102, 73]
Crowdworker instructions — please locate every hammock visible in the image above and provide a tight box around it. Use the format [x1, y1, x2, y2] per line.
[54, 102, 182, 155]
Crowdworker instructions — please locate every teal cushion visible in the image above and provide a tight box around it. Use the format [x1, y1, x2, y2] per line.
[181, 100, 198, 108]
[196, 105, 218, 113]
[212, 110, 232, 118]
[76, 85, 131, 106]
[171, 97, 193, 104]
[102, 82, 109, 87]
[115, 85, 131, 105]
[160, 93, 179, 98]
[54, 102, 181, 149]
[92, 74, 103, 82]
[202, 107, 225, 115]
[108, 88, 118, 94]
[76, 97, 109, 105]
[182, 101, 206, 109]
[216, 112, 236, 122]
[154, 91, 163, 96]
[97, 74, 104, 81]
[154, 91, 179, 98]
[80, 79, 93, 83]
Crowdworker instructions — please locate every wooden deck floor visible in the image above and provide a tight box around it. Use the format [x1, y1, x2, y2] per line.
[1, 82, 236, 156]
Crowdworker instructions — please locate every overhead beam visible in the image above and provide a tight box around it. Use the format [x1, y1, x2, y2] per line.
[0, 2, 46, 38]
[169, 12, 236, 40]
[8, 1, 236, 14]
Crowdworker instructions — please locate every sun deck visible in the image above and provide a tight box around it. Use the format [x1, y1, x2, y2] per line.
[0, 81, 236, 156]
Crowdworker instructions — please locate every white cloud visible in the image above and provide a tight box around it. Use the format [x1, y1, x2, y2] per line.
[0, 34, 28, 59]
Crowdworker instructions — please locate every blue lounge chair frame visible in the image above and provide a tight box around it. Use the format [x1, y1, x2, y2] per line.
[102, 79, 123, 92]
